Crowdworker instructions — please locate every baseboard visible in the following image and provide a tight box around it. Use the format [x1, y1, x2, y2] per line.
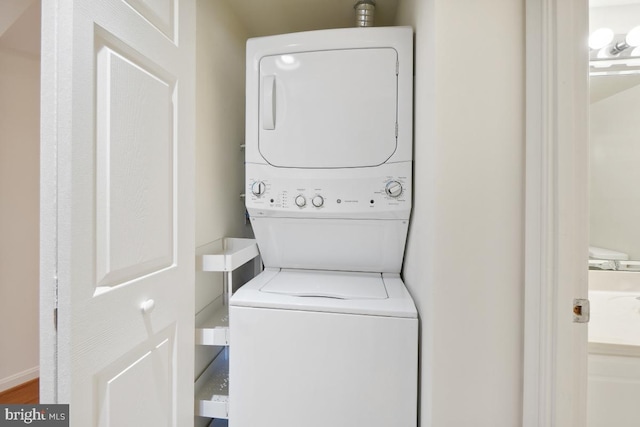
[0, 367, 39, 393]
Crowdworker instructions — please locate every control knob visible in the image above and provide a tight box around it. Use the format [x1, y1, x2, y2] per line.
[385, 180, 403, 198]
[295, 195, 307, 207]
[312, 195, 324, 207]
[251, 181, 266, 196]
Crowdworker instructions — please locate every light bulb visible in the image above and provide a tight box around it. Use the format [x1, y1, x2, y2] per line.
[589, 28, 614, 50]
[626, 26, 640, 47]
[597, 47, 612, 59]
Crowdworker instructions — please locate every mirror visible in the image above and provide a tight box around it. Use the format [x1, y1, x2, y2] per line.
[590, 72, 640, 270]
[588, 0, 640, 270]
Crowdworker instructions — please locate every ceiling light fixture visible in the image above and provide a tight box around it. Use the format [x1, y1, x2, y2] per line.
[610, 26, 640, 54]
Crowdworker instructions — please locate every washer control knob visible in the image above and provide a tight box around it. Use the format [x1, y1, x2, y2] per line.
[385, 180, 403, 198]
[312, 195, 324, 207]
[295, 195, 307, 207]
[251, 181, 266, 196]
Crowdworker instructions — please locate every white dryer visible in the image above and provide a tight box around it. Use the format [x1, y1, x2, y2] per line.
[230, 27, 417, 427]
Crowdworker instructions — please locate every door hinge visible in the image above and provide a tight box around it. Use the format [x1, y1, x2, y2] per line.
[396, 60, 399, 75]
[573, 298, 590, 323]
[395, 122, 398, 137]
[54, 275, 59, 331]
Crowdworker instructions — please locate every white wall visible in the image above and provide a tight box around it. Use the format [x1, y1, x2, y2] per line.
[195, 0, 250, 317]
[0, 47, 40, 392]
[194, 1, 249, 425]
[396, 0, 525, 425]
[590, 81, 640, 259]
[590, 3, 640, 34]
[196, 0, 250, 252]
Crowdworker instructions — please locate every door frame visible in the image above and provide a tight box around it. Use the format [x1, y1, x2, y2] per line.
[523, 0, 589, 426]
[39, 0, 60, 402]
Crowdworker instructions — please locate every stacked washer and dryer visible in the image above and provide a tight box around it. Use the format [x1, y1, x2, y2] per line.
[229, 26, 417, 427]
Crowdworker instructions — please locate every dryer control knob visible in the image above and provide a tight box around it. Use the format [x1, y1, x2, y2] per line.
[385, 180, 403, 198]
[251, 181, 266, 196]
[312, 195, 324, 207]
[295, 195, 307, 207]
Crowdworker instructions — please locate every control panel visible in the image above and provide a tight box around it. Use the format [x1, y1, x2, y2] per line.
[245, 163, 411, 220]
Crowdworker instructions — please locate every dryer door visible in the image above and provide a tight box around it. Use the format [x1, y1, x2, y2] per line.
[258, 48, 398, 168]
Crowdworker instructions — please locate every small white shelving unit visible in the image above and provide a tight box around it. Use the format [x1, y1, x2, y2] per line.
[195, 238, 259, 422]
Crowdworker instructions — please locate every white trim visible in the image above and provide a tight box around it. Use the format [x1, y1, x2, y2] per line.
[0, 367, 39, 393]
[39, 0, 61, 404]
[523, 0, 553, 423]
[524, 0, 589, 426]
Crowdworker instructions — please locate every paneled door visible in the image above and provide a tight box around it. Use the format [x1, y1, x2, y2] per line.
[40, 0, 195, 425]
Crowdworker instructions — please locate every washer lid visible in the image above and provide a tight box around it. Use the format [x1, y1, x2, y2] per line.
[260, 270, 388, 300]
[231, 269, 417, 318]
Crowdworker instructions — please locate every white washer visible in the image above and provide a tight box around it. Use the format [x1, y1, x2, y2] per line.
[230, 269, 417, 427]
[230, 26, 417, 427]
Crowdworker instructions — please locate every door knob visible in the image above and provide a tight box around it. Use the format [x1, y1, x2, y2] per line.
[141, 299, 155, 314]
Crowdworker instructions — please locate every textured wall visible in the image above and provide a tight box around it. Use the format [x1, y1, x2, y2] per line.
[0, 47, 40, 391]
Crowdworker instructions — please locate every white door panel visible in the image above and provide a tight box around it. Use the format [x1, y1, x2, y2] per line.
[40, 1, 195, 426]
[123, 0, 175, 39]
[95, 326, 175, 427]
[95, 39, 175, 289]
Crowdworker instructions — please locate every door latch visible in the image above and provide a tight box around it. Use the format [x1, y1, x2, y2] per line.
[573, 298, 590, 323]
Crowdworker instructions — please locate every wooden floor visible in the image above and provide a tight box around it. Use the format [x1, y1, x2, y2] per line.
[0, 378, 39, 404]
